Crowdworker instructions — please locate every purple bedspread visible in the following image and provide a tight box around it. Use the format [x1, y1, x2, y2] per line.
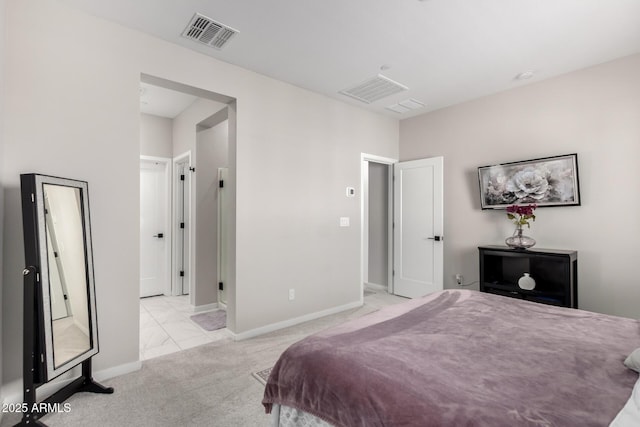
[263, 290, 640, 426]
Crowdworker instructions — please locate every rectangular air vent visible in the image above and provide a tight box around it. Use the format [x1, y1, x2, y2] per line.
[182, 13, 239, 50]
[386, 98, 425, 114]
[340, 75, 408, 104]
[386, 103, 411, 114]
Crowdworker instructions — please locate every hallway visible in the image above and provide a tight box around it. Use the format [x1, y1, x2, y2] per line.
[139, 295, 229, 360]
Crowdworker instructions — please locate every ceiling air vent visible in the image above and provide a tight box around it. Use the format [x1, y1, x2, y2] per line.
[181, 13, 239, 50]
[386, 98, 425, 114]
[340, 75, 408, 104]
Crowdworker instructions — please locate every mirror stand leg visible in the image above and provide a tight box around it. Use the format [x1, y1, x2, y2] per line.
[78, 380, 114, 394]
[78, 359, 114, 394]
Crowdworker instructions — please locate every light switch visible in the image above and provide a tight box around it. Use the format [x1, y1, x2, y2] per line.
[340, 217, 350, 227]
[346, 187, 355, 197]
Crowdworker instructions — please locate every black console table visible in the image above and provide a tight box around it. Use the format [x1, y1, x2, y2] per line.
[478, 246, 578, 308]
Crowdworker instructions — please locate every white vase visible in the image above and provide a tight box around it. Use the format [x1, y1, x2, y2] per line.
[518, 273, 536, 291]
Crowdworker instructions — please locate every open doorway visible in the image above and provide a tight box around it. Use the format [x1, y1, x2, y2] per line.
[361, 154, 396, 297]
[138, 75, 236, 360]
[361, 154, 445, 301]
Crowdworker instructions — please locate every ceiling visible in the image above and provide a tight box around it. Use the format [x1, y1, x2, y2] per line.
[139, 83, 198, 118]
[62, 0, 640, 119]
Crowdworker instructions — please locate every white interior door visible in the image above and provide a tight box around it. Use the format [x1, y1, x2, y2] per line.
[393, 157, 444, 298]
[140, 159, 169, 298]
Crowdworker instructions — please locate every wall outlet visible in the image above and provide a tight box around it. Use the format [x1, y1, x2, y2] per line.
[289, 288, 295, 300]
[455, 274, 463, 285]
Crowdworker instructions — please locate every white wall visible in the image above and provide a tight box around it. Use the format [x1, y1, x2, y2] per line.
[139, 113, 173, 158]
[400, 54, 640, 319]
[2, 0, 398, 394]
[2, 0, 141, 393]
[172, 98, 226, 158]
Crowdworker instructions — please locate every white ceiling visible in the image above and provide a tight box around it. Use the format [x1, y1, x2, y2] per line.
[62, 0, 640, 119]
[139, 82, 198, 118]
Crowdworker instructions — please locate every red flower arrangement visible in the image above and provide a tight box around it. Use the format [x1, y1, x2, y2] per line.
[506, 204, 537, 228]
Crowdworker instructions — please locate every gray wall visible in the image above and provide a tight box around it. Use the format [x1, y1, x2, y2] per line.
[2, 0, 398, 397]
[195, 118, 228, 307]
[400, 53, 640, 319]
[139, 113, 173, 158]
[367, 162, 389, 287]
[0, 0, 6, 409]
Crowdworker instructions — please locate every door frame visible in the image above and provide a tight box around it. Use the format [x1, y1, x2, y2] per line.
[361, 153, 397, 297]
[140, 156, 172, 297]
[172, 151, 192, 297]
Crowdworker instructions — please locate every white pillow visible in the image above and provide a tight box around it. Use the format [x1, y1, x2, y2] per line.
[609, 376, 640, 426]
[624, 348, 640, 373]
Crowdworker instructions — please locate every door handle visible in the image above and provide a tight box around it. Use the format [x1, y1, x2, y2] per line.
[153, 233, 164, 239]
[426, 236, 442, 241]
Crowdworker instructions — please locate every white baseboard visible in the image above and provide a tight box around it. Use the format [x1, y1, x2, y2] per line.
[93, 360, 142, 383]
[365, 282, 388, 292]
[192, 302, 218, 313]
[231, 300, 363, 341]
[1, 360, 142, 405]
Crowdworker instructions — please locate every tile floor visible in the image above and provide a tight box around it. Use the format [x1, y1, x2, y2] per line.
[139, 295, 230, 360]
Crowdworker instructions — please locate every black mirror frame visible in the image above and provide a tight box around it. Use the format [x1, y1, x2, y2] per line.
[23, 174, 99, 380]
[19, 173, 113, 426]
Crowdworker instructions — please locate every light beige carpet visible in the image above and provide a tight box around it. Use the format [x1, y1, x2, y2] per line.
[0, 290, 404, 427]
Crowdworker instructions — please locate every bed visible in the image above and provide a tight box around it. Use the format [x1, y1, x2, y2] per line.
[262, 289, 640, 426]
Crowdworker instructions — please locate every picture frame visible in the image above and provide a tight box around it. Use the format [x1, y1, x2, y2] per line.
[478, 153, 580, 209]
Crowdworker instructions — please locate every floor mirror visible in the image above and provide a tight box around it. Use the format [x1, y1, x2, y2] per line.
[19, 174, 113, 426]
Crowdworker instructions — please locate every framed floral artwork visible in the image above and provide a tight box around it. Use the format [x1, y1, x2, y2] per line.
[478, 153, 580, 209]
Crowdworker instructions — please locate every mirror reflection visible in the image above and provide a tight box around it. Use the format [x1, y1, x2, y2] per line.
[43, 184, 91, 368]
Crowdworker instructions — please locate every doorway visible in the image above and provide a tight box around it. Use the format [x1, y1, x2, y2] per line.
[361, 154, 444, 299]
[361, 154, 395, 295]
[138, 75, 237, 360]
